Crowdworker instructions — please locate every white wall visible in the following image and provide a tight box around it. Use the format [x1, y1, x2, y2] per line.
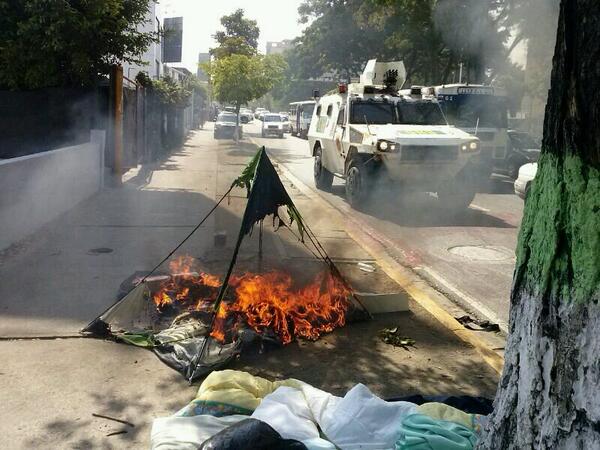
[0, 131, 105, 251]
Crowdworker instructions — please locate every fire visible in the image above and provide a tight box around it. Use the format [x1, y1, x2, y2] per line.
[151, 256, 351, 345]
[213, 271, 350, 344]
[151, 256, 222, 311]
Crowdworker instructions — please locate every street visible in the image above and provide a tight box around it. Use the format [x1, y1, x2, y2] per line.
[0, 128, 499, 448]
[245, 120, 523, 331]
[4, 1, 597, 447]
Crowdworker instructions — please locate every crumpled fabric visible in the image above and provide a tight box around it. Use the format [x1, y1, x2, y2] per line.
[416, 403, 475, 429]
[386, 395, 493, 415]
[326, 384, 418, 449]
[199, 418, 307, 450]
[416, 403, 488, 438]
[395, 413, 477, 450]
[251, 382, 417, 450]
[177, 369, 303, 417]
[151, 414, 247, 450]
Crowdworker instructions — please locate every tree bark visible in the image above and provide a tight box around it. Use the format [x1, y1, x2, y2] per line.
[479, 1, 600, 448]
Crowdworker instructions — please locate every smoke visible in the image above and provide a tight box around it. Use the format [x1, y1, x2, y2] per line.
[432, 0, 508, 83]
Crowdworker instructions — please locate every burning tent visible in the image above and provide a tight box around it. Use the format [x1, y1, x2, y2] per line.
[83, 147, 368, 382]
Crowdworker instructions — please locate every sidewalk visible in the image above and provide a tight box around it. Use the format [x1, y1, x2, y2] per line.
[0, 128, 498, 449]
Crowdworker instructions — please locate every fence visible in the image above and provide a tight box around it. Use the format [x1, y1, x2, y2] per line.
[0, 87, 108, 160]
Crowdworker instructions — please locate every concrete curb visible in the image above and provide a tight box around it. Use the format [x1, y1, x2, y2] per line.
[270, 152, 505, 375]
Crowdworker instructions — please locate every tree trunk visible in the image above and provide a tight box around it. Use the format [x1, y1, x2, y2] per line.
[235, 103, 241, 143]
[479, 1, 600, 448]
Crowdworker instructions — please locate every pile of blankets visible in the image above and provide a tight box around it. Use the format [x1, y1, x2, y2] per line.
[151, 370, 491, 450]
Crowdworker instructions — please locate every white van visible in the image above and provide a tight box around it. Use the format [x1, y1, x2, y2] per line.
[307, 60, 481, 209]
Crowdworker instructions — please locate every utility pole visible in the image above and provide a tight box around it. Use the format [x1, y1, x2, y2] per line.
[111, 65, 124, 186]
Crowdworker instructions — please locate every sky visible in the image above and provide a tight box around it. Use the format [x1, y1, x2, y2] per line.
[160, 0, 306, 72]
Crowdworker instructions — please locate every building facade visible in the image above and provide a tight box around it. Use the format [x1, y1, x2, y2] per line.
[122, 2, 163, 81]
[266, 40, 293, 55]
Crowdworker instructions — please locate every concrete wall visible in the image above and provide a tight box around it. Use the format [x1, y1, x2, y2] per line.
[0, 131, 105, 251]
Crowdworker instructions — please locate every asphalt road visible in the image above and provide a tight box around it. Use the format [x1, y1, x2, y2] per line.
[246, 120, 523, 331]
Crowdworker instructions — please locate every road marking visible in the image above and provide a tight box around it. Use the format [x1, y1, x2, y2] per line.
[470, 204, 491, 213]
[256, 139, 505, 374]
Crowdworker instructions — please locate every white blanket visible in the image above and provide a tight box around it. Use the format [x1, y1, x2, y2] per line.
[251, 383, 417, 450]
[151, 414, 247, 450]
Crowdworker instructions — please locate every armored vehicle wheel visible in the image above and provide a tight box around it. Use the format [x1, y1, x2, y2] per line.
[314, 147, 333, 191]
[437, 179, 477, 211]
[345, 161, 370, 208]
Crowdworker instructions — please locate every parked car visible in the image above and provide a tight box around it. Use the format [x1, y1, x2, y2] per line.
[514, 162, 537, 199]
[280, 114, 291, 133]
[214, 113, 242, 139]
[501, 130, 541, 179]
[257, 110, 270, 121]
[261, 113, 286, 138]
[254, 108, 267, 119]
[240, 109, 253, 124]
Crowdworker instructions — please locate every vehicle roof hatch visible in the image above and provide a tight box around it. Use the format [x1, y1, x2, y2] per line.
[360, 60, 406, 89]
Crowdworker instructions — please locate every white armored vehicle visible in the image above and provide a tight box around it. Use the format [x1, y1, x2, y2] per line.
[307, 60, 481, 209]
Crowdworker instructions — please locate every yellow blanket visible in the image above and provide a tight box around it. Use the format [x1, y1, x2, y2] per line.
[178, 370, 303, 417]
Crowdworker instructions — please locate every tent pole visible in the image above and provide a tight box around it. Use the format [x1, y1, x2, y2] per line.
[258, 220, 263, 258]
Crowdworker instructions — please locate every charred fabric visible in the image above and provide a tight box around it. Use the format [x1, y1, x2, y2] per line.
[83, 148, 369, 382]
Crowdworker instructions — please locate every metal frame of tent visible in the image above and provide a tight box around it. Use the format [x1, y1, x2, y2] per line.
[84, 147, 369, 382]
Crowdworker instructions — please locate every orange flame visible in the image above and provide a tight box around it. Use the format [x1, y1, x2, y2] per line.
[152, 256, 222, 310]
[151, 255, 351, 345]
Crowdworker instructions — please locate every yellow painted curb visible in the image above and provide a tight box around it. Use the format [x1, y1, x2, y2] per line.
[273, 157, 505, 375]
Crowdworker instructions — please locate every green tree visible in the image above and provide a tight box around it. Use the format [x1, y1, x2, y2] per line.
[204, 54, 287, 133]
[294, 0, 518, 86]
[294, 0, 383, 79]
[211, 9, 260, 59]
[0, 0, 158, 90]
[479, 0, 600, 447]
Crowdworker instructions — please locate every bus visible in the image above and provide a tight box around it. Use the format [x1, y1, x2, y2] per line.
[288, 101, 316, 139]
[428, 84, 508, 181]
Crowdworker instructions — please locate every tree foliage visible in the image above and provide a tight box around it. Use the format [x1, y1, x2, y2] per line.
[293, 0, 383, 79]
[136, 72, 206, 108]
[203, 54, 287, 111]
[0, 0, 158, 90]
[211, 9, 260, 59]
[292, 0, 520, 86]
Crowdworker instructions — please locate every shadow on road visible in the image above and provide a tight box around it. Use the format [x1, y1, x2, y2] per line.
[328, 185, 516, 229]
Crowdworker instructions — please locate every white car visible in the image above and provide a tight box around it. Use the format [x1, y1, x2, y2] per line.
[254, 108, 267, 119]
[280, 114, 291, 133]
[261, 114, 286, 138]
[239, 109, 253, 124]
[514, 162, 537, 199]
[258, 111, 270, 121]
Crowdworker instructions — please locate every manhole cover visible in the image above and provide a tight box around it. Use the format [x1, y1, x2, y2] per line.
[448, 245, 514, 262]
[88, 247, 114, 254]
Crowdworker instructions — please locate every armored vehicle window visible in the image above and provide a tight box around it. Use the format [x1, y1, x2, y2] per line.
[326, 105, 333, 117]
[350, 101, 397, 125]
[397, 102, 446, 125]
[316, 105, 322, 116]
[337, 106, 345, 125]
